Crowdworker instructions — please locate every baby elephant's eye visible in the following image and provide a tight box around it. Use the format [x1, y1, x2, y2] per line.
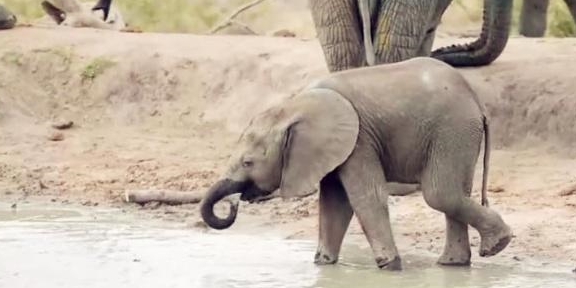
[242, 160, 254, 168]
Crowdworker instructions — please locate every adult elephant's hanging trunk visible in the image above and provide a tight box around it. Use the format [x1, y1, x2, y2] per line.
[431, 0, 513, 67]
[200, 179, 244, 230]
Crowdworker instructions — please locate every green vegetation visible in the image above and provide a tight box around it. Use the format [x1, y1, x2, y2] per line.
[1, 0, 44, 21]
[548, 0, 576, 37]
[453, 0, 575, 37]
[1, 51, 24, 66]
[43, 47, 74, 66]
[1, 0, 574, 36]
[1, 0, 271, 33]
[81, 57, 116, 81]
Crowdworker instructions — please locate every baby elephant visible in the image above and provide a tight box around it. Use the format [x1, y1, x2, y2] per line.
[200, 57, 512, 270]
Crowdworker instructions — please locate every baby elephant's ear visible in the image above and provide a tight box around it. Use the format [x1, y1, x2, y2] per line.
[279, 88, 359, 198]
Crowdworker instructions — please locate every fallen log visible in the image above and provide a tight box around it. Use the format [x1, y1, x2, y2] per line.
[124, 189, 204, 205]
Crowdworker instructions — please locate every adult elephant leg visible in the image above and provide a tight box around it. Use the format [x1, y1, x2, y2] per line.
[314, 172, 354, 265]
[519, 0, 550, 37]
[372, 0, 435, 64]
[431, 0, 513, 67]
[421, 126, 512, 259]
[309, 0, 365, 72]
[338, 137, 401, 271]
[416, 29, 437, 58]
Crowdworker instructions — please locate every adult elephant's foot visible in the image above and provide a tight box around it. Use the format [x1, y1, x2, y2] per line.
[376, 255, 402, 271]
[437, 247, 471, 266]
[479, 224, 513, 257]
[314, 250, 338, 265]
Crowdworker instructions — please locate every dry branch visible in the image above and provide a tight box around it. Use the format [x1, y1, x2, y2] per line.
[209, 0, 267, 34]
[125, 189, 204, 205]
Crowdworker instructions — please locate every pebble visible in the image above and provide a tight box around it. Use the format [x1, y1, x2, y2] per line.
[51, 120, 74, 130]
[48, 131, 64, 141]
[190, 221, 208, 229]
[272, 29, 296, 38]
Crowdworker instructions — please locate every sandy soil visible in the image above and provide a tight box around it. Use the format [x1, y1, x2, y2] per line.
[1, 27, 576, 270]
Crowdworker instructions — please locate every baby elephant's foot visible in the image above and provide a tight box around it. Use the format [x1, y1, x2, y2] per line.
[437, 247, 471, 266]
[479, 224, 513, 257]
[376, 255, 402, 271]
[314, 251, 338, 265]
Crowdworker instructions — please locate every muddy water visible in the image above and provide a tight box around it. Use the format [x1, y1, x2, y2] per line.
[1, 204, 574, 288]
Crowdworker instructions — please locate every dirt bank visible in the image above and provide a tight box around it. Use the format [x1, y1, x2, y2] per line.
[1, 27, 575, 269]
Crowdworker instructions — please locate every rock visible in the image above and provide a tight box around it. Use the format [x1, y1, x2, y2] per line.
[48, 131, 64, 141]
[191, 221, 208, 229]
[121, 26, 143, 33]
[489, 186, 505, 193]
[51, 120, 74, 130]
[558, 183, 576, 196]
[272, 29, 296, 38]
[572, 267, 576, 274]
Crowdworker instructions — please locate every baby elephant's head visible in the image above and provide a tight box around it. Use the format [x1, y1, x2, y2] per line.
[200, 89, 360, 229]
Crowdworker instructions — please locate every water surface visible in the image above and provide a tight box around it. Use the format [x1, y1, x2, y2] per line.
[0, 204, 574, 288]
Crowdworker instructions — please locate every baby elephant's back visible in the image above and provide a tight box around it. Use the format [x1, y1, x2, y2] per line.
[317, 57, 485, 122]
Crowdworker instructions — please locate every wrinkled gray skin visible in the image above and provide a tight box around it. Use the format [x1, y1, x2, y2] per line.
[0, 4, 17, 30]
[520, 0, 576, 37]
[310, 0, 513, 71]
[200, 57, 513, 270]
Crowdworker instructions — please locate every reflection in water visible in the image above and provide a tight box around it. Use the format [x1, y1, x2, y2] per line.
[314, 259, 576, 288]
[0, 206, 574, 288]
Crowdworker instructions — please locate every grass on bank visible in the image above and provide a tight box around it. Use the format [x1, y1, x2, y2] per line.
[1, 0, 574, 37]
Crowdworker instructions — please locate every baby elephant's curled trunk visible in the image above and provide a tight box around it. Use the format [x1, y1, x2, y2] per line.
[200, 179, 245, 230]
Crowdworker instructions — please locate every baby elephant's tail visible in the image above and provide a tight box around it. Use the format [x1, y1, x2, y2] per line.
[481, 114, 490, 208]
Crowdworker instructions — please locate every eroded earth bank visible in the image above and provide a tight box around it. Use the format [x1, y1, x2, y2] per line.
[1, 28, 576, 272]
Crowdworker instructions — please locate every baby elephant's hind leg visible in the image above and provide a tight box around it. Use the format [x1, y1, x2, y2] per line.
[421, 132, 512, 261]
[437, 216, 471, 266]
[438, 170, 473, 266]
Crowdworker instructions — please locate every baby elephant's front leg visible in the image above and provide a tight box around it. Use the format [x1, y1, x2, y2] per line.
[314, 173, 353, 265]
[338, 143, 402, 271]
